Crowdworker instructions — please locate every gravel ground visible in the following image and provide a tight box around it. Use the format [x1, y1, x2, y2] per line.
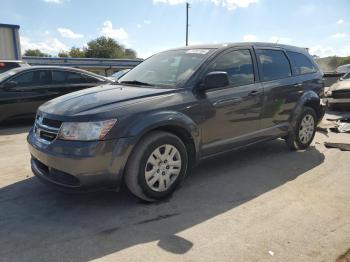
[0, 118, 349, 262]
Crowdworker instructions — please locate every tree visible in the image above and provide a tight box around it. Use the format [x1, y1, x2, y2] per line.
[124, 48, 137, 59]
[84, 36, 137, 59]
[58, 51, 69, 58]
[69, 47, 85, 58]
[24, 49, 51, 57]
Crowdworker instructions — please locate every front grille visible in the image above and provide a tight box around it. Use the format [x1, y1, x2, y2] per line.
[332, 90, 350, 99]
[42, 118, 62, 128]
[35, 115, 62, 143]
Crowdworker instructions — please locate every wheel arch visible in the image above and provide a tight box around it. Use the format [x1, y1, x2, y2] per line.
[123, 111, 200, 168]
[290, 91, 324, 127]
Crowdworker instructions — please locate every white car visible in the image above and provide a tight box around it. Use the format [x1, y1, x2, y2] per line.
[0, 60, 29, 74]
[336, 64, 350, 74]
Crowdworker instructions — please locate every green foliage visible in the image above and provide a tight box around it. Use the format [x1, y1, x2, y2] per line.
[24, 37, 137, 59]
[58, 51, 69, 58]
[24, 49, 51, 57]
[84, 36, 137, 59]
[69, 47, 85, 58]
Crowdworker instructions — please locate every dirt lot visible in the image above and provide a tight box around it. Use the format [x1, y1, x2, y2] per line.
[0, 119, 350, 262]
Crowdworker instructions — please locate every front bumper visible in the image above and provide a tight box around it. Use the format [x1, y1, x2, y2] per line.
[27, 129, 135, 191]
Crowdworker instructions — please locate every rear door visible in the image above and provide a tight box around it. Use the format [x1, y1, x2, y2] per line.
[255, 48, 297, 133]
[51, 70, 105, 97]
[200, 47, 264, 155]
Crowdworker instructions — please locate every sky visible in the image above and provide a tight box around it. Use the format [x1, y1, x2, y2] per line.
[1, 0, 349, 58]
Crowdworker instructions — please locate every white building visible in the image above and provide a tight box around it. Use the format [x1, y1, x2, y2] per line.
[0, 23, 21, 60]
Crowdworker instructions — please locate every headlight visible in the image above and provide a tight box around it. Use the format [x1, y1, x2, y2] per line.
[58, 119, 117, 141]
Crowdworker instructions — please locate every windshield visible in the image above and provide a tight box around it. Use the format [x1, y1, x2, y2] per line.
[342, 71, 350, 80]
[0, 68, 22, 82]
[118, 49, 215, 88]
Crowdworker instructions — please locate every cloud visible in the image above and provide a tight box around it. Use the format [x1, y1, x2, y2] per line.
[331, 33, 347, 38]
[309, 45, 335, 58]
[309, 45, 350, 58]
[243, 34, 257, 41]
[20, 36, 68, 55]
[100, 20, 128, 40]
[42, 0, 64, 4]
[211, 0, 258, 10]
[336, 19, 344, 25]
[153, 0, 186, 4]
[153, 0, 258, 10]
[143, 20, 152, 24]
[57, 28, 84, 38]
[137, 24, 142, 29]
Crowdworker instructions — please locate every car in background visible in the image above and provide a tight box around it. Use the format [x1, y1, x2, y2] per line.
[0, 60, 29, 74]
[109, 69, 131, 81]
[336, 64, 350, 74]
[326, 71, 350, 108]
[0, 66, 112, 122]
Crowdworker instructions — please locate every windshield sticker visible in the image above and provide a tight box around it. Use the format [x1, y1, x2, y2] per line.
[186, 49, 210, 54]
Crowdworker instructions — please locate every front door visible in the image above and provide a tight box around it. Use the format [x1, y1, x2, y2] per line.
[199, 48, 264, 156]
[0, 70, 52, 121]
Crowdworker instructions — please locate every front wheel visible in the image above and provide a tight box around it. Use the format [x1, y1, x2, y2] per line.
[124, 131, 188, 202]
[286, 107, 317, 150]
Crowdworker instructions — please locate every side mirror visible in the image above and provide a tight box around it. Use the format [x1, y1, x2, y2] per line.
[201, 71, 229, 91]
[339, 77, 344, 81]
[3, 81, 18, 90]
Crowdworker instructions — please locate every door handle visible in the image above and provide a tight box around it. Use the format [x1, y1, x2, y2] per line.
[293, 83, 303, 87]
[249, 90, 260, 96]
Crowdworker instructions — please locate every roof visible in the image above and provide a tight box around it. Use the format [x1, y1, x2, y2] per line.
[167, 42, 309, 54]
[0, 23, 20, 29]
[7, 65, 111, 80]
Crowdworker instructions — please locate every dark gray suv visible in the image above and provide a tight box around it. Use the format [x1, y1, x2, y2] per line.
[27, 43, 325, 201]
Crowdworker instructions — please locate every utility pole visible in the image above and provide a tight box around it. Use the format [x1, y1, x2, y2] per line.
[186, 2, 190, 46]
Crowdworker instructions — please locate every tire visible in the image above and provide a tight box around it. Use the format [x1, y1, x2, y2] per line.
[124, 131, 188, 202]
[286, 107, 317, 151]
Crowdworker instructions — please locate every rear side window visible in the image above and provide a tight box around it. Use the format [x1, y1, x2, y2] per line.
[37, 70, 51, 85]
[286, 51, 317, 75]
[52, 71, 67, 84]
[85, 75, 102, 83]
[256, 49, 292, 81]
[66, 72, 86, 84]
[207, 49, 255, 87]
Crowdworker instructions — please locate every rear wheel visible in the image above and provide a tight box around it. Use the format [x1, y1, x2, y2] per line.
[286, 107, 317, 150]
[124, 131, 188, 202]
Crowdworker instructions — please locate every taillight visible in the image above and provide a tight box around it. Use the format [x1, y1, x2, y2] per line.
[0, 63, 5, 67]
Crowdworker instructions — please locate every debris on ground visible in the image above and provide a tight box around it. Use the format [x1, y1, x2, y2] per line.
[336, 120, 350, 133]
[324, 142, 350, 151]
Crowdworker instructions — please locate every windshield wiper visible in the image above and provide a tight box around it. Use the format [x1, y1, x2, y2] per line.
[118, 80, 153, 86]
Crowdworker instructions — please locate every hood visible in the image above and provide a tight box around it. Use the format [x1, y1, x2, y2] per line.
[39, 84, 176, 116]
[330, 80, 350, 92]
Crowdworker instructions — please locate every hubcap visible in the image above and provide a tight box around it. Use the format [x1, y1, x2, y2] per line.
[299, 114, 315, 144]
[145, 144, 182, 192]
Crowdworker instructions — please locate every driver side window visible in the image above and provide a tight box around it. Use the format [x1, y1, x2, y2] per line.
[11, 71, 36, 87]
[207, 49, 255, 87]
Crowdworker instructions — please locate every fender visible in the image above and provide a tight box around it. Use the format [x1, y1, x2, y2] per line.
[119, 110, 201, 154]
[290, 90, 322, 128]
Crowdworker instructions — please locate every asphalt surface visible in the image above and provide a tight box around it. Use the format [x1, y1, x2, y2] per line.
[0, 119, 349, 262]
